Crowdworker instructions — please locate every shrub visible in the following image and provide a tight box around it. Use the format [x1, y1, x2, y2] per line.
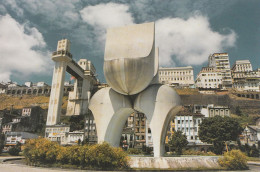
[9, 143, 21, 156]
[218, 149, 248, 170]
[142, 145, 153, 155]
[23, 138, 129, 170]
[183, 150, 216, 156]
[86, 142, 129, 169]
[23, 138, 59, 164]
[127, 148, 143, 155]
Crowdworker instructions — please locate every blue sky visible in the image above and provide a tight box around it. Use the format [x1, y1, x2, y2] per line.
[0, 0, 259, 84]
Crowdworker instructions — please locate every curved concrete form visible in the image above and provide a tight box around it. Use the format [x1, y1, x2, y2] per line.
[134, 84, 182, 157]
[90, 22, 182, 157]
[88, 87, 135, 146]
[104, 22, 155, 95]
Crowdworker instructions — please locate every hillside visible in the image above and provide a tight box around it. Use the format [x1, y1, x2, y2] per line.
[0, 94, 68, 110]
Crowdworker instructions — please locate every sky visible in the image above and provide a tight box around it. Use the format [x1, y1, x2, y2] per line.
[0, 0, 260, 84]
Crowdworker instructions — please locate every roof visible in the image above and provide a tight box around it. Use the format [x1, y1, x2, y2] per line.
[235, 60, 251, 65]
[159, 66, 193, 70]
[247, 125, 259, 132]
[6, 132, 38, 139]
[176, 107, 204, 117]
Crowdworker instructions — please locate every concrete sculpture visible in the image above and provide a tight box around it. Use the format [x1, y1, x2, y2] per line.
[89, 22, 182, 157]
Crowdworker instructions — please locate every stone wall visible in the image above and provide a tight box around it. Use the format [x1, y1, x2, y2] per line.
[129, 156, 220, 169]
[180, 94, 260, 113]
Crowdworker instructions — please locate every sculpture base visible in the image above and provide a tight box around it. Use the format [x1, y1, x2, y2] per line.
[129, 156, 220, 169]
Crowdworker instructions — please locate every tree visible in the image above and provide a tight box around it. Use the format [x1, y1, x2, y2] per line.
[9, 142, 21, 156]
[235, 106, 243, 116]
[199, 116, 243, 154]
[168, 130, 188, 155]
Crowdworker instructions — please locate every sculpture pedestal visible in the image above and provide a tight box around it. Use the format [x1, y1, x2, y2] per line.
[129, 156, 220, 169]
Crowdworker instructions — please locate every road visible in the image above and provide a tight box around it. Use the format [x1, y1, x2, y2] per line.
[0, 159, 260, 172]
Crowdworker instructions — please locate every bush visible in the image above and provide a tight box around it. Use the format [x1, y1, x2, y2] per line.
[23, 138, 129, 170]
[218, 150, 248, 170]
[183, 150, 216, 156]
[86, 143, 129, 169]
[126, 148, 143, 155]
[9, 143, 21, 156]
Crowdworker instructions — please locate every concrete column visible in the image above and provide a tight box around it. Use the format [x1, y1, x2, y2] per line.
[46, 61, 67, 125]
[80, 78, 90, 115]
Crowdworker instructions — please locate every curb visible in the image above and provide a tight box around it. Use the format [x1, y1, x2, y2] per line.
[0, 157, 25, 163]
[247, 161, 260, 166]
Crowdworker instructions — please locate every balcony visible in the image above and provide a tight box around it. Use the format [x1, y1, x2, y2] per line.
[52, 50, 73, 58]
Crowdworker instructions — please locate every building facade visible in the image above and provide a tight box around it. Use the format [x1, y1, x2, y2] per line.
[121, 112, 147, 149]
[158, 66, 194, 87]
[175, 113, 205, 146]
[208, 53, 232, 89]
[231, 60, 260, 92]
[240, 125, 259, 147]
[45, 125, 70, 145]
[195, 67, 222, 89]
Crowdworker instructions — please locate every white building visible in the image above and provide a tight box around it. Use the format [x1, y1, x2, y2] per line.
[45, 125, 70, 145]
[208, 53, 232, 89]
[67, 131, 84, 145]
[24, 82, 33, 87]
[240, 125, 260, 147]
[175, 114, 204, 145]
[5, 132, 38, 146]
[37, 82, 48, 87]
[158, 66, 194, 87]
[231, 60, 253, 72]
[194, 104, 230, 118]
[231, 60, 260, 92]
[195, 67, 222, 89]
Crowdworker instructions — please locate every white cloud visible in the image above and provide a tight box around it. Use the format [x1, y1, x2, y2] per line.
[155, 15, 237, 66]
[2, 0, 80, 28]
[0, 14, 51, 82]
[80, 3, 134, 29]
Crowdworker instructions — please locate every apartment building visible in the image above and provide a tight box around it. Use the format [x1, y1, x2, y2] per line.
[195, 67, 222, 89]
[231, 60, 260, 92]
[175, 113, 204, 145]
[208, 53, 232, 89]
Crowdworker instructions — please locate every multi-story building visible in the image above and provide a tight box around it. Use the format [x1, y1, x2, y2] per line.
[193, 104, 230, 117]
[85, 113, 97, 143]
[158, 66, 194, 87]
[208, 53, 232, 89]
[231, 60, 260, 92]
[240, 125, 260, 147]
[45, 124, 70, 145]
[231, 60, 253, 73]
[195, 67, 222, 89]
[121, 112, 146, 149]
[175, 112, 205, 147]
